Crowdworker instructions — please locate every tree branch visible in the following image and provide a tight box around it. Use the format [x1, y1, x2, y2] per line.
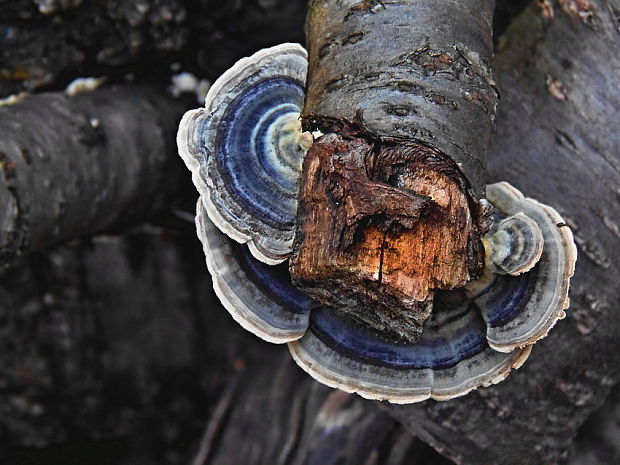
[291, 0, 496, 342]
[0, 84, 188, 268]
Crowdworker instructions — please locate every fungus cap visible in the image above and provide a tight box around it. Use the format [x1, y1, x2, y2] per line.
[469, 182, 577, 352]
[196, 199, 313, 343]
[177, 43, 309, 265]
[288, 304, 532, 403]
[486, 212, 544, 276]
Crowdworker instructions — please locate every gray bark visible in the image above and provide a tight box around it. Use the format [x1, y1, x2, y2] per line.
[0, 84, 187, 268]
[302, 0, 498, 197]
[568, 382, 620, 465]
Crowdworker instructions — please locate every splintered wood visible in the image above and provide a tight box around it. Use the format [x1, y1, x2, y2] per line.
[290, 133, 482, 343]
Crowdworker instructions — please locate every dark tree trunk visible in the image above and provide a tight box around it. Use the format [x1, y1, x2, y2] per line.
[569, 382, 620, 465]
[384, 1, 620, 464]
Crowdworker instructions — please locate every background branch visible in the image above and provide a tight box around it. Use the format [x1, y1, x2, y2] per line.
[0, 85, 188, 268]
[0, 0, 307, 98]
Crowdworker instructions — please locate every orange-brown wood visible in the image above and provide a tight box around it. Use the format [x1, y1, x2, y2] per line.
[290, 133, 482, 343]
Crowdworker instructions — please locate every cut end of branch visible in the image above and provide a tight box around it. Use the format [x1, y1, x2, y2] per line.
[290, 128, 484, 343]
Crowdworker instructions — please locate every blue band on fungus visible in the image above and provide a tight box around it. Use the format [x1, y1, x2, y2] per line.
[179, 43, 309, 264]
[289, 320, 531, 403]
[230, 239, 316, 315]
[308, 306, 488, 370]
[196, 202, 311, 342]
[211, 77, 305, 229]
[475, 265, 539, 328]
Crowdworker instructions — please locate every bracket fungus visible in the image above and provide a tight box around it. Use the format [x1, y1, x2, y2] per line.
[196, 199, 314, 343]
[177, 43, 310, 265]
[177, 43, 577, 403]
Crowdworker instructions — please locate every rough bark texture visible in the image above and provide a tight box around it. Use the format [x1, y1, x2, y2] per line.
[568, 382, 620, 465]
[0, 84, 188, 268]
[291, 0, 495, 342]
[384, 1, 620, 464]
[302, 0, 498, 196]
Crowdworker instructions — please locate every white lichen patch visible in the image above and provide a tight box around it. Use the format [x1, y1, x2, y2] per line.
[169, 72, 211, 103]
[0, 93, 28, 106]
[65, 77, 107, 96]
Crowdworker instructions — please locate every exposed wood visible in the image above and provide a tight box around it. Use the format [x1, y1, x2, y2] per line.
[290, 130, 482, 343]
